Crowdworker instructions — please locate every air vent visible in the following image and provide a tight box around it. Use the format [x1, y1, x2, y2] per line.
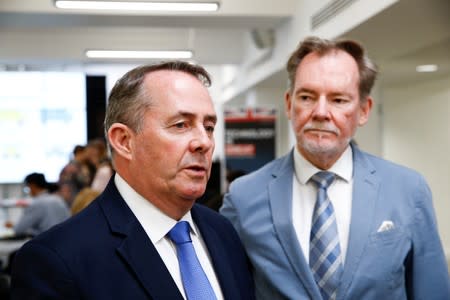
[311, 0, 358, 29]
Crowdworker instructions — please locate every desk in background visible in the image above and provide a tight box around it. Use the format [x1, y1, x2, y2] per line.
[0, 238, 29, 270]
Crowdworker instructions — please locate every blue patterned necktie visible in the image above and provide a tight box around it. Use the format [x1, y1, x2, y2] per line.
[167, 221, 217, 300]
[309, 171, 343, 300]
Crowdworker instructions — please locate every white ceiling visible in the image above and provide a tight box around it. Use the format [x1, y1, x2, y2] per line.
[0, 0, 449, 88]
[258, 0, 450, 89]
[0, 0, 295, 66]
[341, 0, 450, 87]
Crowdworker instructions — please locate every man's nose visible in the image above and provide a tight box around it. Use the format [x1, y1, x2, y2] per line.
[312, 97, 330, 119]
[190, 126, 214, 153]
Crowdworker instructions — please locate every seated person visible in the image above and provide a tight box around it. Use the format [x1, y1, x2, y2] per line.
[70, 187, 100, 215]
[6, 173, 70, 237]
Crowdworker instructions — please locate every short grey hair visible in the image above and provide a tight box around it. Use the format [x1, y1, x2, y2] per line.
[286, 36, 378, 101]
[104, 61, 212, 153]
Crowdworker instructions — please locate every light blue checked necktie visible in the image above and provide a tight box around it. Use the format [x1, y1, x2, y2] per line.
[168, 221, 217, 300]
[309, 171, 343, 300]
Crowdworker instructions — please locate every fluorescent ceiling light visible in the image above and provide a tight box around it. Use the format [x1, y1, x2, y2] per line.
[416, 64, 438, 73]
[85, 50, 193, 59]
[55, 1, 219, 12]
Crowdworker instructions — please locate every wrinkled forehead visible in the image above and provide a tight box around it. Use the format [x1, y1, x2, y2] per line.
[142, 70, 215, 115]
[294, 51, 360, 89]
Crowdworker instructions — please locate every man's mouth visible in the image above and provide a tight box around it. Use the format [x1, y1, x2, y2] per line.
[184, 164, 208, 176]
[306, 128, 337, 135]
[187, 165, 206, 171]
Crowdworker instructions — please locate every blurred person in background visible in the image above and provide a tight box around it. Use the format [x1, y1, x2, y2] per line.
[86, 138, 114, 193]
[70, 187, 100, 215]
[58, 144, 95, 207]
[84, 138, 108, 168]
[6, 172, 70, 238]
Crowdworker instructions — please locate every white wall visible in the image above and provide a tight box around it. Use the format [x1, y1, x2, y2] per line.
[354, 83, 383, 156]
[382, 76, 450, 256]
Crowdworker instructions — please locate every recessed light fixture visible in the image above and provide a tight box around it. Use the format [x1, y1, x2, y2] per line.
[416, 64, 438, 73]
[54, 1, 219, 12]
[85, 50, 193, 59]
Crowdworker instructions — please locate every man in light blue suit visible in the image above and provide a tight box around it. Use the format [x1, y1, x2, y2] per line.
[221, 36, 450, 299]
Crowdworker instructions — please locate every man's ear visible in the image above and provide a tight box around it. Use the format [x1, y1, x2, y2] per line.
[107, 123, 133, 161]
[358, 97, 373, 126]
[285, 90, 293, 120]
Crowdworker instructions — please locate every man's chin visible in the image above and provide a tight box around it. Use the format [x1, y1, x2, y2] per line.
[302, 141, 339, 156]
[180, 186, 206, 201]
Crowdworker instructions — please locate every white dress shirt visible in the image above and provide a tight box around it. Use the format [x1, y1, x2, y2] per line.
[292, 146, 353, 264]
[115, 174, 224, 300]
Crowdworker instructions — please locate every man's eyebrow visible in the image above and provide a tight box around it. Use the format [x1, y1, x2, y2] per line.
[294, 88, 316, 96]
[294, 88, 352, 98]
[177, 111, 217, 123]
[204, 114, 217, 124]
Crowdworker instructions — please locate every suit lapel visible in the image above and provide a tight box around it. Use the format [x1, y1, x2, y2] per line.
[191, 206, 241, 300]
[116, 227, 183, 299]
[338, 146, 379, 299]
[98, 179, 184, 300]
[269, 152, 323, 300]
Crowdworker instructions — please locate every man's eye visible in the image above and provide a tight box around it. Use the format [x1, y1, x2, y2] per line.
[333, 98, 347, 104]
[300, 95, 313, 101]
[205, 125, 215, 133]
[174, 122, 187, 129]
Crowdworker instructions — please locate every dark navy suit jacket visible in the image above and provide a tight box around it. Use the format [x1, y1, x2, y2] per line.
[11, 178, 255, 299]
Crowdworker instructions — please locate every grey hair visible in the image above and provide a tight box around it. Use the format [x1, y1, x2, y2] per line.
[103, 60, 212, 153]
[286, 36, 378, 101]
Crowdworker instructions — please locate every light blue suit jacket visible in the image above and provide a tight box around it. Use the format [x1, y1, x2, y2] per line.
[221, 145, 450, 299]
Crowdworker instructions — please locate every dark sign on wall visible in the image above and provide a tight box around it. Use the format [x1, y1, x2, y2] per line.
[86, 75, 106, 141]
[225, 107, 276, 174]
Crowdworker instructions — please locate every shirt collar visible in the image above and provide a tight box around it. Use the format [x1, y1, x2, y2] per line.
[114, 173, 198, 243]
[293, 145, 353, 184]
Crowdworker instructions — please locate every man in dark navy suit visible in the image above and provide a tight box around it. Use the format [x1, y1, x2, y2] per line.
[11, 61, 255, 300]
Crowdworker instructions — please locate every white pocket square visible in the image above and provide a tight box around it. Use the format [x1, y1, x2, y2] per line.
[377, 220, 395, 232]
